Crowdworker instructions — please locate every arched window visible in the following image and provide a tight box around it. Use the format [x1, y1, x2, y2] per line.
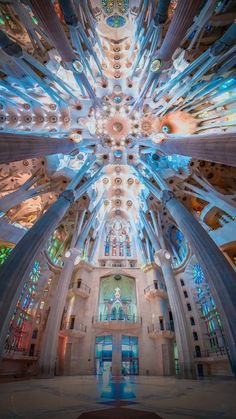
[104, 218, 132, 258]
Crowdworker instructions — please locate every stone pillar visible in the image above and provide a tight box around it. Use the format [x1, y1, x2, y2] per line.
[112, 332, 122, 377]
[0, 133, 76, 164]
[159, 132, 236, 167]
[161, 189, 236, 376]
[0, 170, 43, 213]
[155, 249, 195, 378]
[0, 190, 75, 356]
[39, 248, 81, 377]
[29, 0, 76, 64]
[159, 0, 202, 62]
[0, 163, 99, 356]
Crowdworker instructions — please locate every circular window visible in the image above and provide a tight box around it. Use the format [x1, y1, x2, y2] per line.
[162, 125, 171, 134]
[106, 15, 126, 28]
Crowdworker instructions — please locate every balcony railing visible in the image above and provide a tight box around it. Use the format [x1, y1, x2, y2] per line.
[77, 283, 91, 294]
[61, 322, 87, 333]
[98, 260, 137, 268]
[92, 314, 142, 327]
[68, 282, 91, 298]
[144, 282, 167, 294]
[147, 322, 174, 334]
[194, 347, 227, 359]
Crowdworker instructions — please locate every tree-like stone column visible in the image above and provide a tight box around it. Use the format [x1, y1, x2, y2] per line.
[155, 249, 195, 378]
[0, 161, 101, 356]
[158, 0, 202, 62]
[29, 0, 76, 64]
[140, 209, 195, 377]
[158, 132, 236, 167]
[160, 189, 236, 376]
[39, 248, 82, 377]
[0, 133, 77, 164]
[39, 200, 104, 377]
[0, 170, 47, 213]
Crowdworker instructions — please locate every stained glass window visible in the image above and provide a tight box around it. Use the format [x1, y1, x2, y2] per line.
[0, 246, 12, 265]
[106, 15, 126, 28]
[5, 261, 41, 354]
[193, 264, 205, 284]
[104, 218, 132, 258]
[192, 263, 224, 354]
[47, 226, 69, 266]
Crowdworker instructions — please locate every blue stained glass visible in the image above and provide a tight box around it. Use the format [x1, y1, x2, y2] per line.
[106, 15, 126, 28]
[162, 124, 170, 134]
[113, 96, 122, 103]
[193, 264, 205, 284]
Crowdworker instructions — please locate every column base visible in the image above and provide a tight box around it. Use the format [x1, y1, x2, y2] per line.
[177, 363, 197, 379]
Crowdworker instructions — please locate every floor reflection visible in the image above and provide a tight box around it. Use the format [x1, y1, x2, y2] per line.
[98, 375, 136, 400]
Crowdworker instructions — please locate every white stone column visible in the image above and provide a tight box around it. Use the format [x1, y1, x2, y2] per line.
[155, 249, 195, 378]
[39, 248, 81, 377]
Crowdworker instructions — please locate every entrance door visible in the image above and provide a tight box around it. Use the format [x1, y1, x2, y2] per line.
[122, 358, 139, 375]
[95, 335, 112, 376]
[121, 336, 139, 375]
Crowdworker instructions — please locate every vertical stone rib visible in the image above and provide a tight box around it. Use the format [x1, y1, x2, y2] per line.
[159, 0, 202, 62]
[29, 0, 76, 63]
[160, 132, 236, 167]
[0, 133, 76, 164]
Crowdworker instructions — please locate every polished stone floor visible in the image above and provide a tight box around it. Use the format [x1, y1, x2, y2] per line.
[0, 375, 236, 419]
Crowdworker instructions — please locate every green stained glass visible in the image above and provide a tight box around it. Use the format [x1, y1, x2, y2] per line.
[0, 247, 12, 266]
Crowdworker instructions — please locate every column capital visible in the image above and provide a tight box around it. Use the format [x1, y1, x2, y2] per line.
[60, 189, 76, 204]
[160, 189, 175, 205]
[154, 249, 172, 266]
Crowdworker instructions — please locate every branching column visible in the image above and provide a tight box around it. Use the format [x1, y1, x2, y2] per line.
[0, 161, 100, 356]
[158, 0, 202, 61]
[155, 249, 195, 378]
[0, 133, 77, 164]
[161, 189, 236, 376]
[39, 200, 103, 376]
[140, 210, 194, 377]
[39, 248, 81, 377]
[159, 132, 236, 167]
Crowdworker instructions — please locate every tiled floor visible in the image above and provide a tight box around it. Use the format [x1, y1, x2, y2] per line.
[0, 375, 235, 419]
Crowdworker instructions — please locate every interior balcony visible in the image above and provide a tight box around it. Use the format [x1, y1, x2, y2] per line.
[144, 282, 168, 300]
[147, 323, 175, 340]
[59, 322, 87, 338]
[92, 314, 142, 330]
[98, 258, 137, 268]
[193, 347, 228, 363]
[68, 281, 91, 299]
